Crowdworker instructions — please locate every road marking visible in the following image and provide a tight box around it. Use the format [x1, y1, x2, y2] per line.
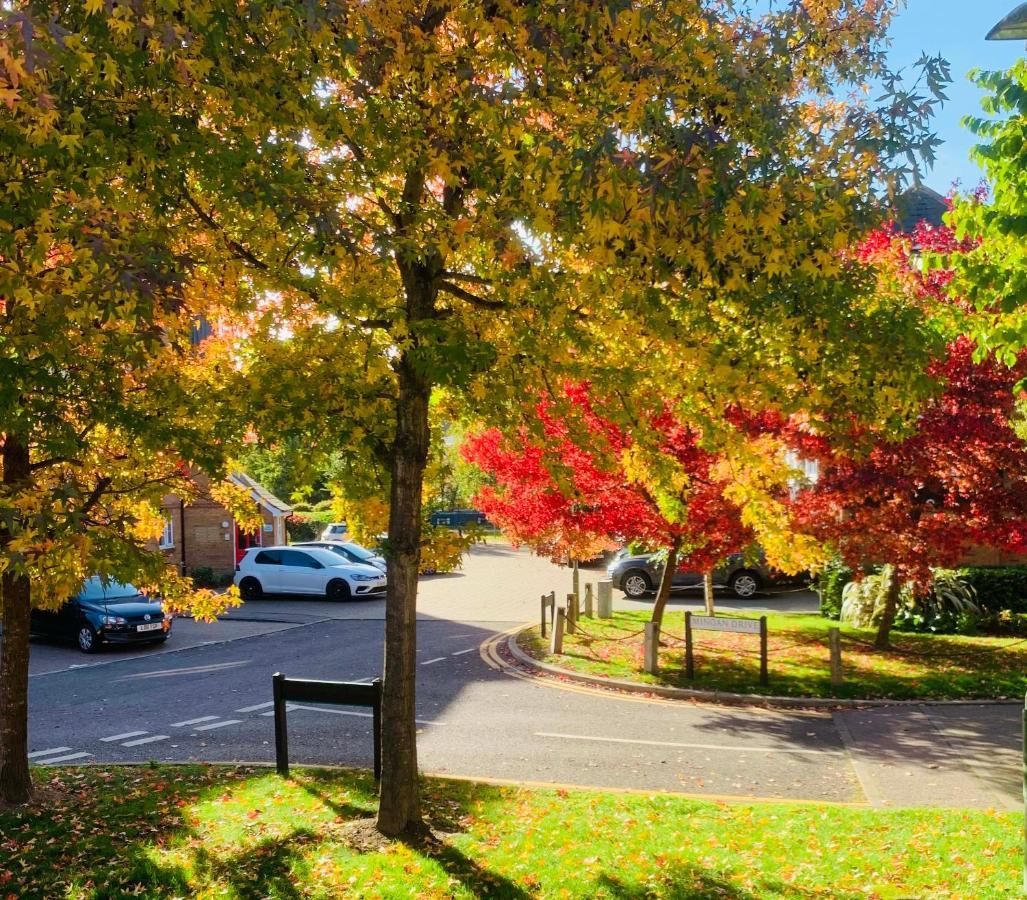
[119, 660, 249, 681]
[285, 703, 446, 726]
[34, 751, 92, 764]
[28, 747, 72, 758]
[421, 657, 446, 665]
[121, 734, 170, 747]
[235, 701, 274, 713]
[534, 732, 843, 756]
[193, 719, 242, 732]
[170, 715, 221, 727]
[100, 731, 148, 743]
[451, 648, 475, 656]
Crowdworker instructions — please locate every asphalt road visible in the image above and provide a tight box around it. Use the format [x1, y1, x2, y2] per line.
[13, 544, 1022, 810]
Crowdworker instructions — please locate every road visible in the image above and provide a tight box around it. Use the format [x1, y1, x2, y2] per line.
[12, 543, 1022, 811]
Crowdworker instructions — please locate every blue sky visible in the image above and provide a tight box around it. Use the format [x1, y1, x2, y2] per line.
[888, 0, 1026, 193]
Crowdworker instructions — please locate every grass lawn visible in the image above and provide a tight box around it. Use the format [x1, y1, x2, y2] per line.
[518, 610, 1027, 700]
[0, 765, 1019, 897]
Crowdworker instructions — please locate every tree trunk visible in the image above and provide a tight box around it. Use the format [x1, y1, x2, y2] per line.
[376, 262, 433, 837]
[0, 434, 33, 805]
[650, 537, 682, 628]
[703, 570, 715, 616]
[874, 564, 901, 650]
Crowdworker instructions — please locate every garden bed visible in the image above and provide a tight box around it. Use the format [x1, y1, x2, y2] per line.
[0, 765, 1019, 897]
[518, 611, 1027, 700]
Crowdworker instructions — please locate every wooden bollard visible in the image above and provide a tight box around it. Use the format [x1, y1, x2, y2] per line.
[584, 583, 594, 618]
[644, 621, 660, 674]
[540, 594, 549, 638]
[597, 580, 613, 618]
[829, 627, 843, 688]
[572, 560, 580, 607]
[550, 607, 566, 654]
[566, 592, 577, 633]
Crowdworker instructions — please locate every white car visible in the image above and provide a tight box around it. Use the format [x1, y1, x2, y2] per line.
[234, 545, 386, 602]
[294, 540, 387, 572]
[320, 522, 349, 541]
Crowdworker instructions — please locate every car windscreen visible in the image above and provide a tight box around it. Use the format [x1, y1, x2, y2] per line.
[78, 577, 141, 602]
[342, 543, 375, 560]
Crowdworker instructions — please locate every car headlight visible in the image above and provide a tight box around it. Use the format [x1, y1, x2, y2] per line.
[352, 574, 379, 582]
[102, 615, 126, 625]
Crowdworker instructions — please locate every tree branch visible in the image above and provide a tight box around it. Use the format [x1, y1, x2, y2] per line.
[437, 280, 506, 309]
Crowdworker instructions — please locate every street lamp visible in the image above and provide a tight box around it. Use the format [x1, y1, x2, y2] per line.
[987, 2, 1027, 39]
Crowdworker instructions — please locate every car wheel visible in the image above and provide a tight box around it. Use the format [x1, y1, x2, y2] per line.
[326, 579, 351, 602]
[77, 625, 100, 654]
[239, 577, 263, 602]
[730, 570, 762, 598]
[622, 570, 652, 599]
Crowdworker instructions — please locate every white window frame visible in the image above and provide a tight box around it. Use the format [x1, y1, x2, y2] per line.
[159, 516, 174, 549]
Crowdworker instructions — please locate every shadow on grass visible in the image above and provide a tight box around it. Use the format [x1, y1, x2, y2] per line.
[595, 865, 863, 899]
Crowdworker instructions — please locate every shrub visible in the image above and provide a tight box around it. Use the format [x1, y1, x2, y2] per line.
[954, 567, 1027, 614]
[815, 557, 852, 620]
[189, 566, 231, 589]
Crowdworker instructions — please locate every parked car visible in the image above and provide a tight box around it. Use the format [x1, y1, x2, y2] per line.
[234, 545, 386, 601]
[607, 549, 804, 599]
[319, 522, 349, 541]
[30, 577, 172, 653]
[428, 509, 491, 529]
[294, 540, 387, 572]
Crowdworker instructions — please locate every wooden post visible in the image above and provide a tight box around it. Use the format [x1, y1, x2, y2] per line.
[597, 580, 613, 618]
[572, 559, 580, 608]
[829, 627, 843, 689]
[550, 607, 566, 654]
[684, 611, 694, 680]
[540, 594, 549, 638]
[644, 621, 660, 674]
[759, 615, 769, 686]
[565, 592, 577, 633]
[584, 583, 594, 618]
[371, 678, 383, 781]
[273, 672, 289, 777]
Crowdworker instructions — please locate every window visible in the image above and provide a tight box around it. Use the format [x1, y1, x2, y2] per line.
[254, 549, 283, 565]
[159, 517, 174, 549]
[281, 550, 321, 569]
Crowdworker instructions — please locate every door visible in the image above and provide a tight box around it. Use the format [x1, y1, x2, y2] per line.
[278, 549, 327, 595]
[235, 523, 262, 566]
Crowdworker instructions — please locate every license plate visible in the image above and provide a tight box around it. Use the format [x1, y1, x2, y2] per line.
[137, 622, 162, 632]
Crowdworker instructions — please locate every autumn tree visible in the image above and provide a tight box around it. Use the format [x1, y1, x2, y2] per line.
[786, 226, 1027, 648]
[463, 384, 757, 622]
[176, 0, 952, 836]
[0, 1, 318, 804]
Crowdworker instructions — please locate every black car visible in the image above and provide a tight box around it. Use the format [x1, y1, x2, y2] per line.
[30, 577, 171, 653]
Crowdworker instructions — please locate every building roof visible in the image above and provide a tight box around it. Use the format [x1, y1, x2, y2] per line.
[229, 471, 293, 516]
[894, 185, 947, 235]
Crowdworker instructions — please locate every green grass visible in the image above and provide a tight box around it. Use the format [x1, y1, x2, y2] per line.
[0, 765, 1019, 897]
[520, 611, 1027, 700]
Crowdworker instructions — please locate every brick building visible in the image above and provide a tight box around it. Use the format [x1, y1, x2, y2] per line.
[160, 471, 292, 578]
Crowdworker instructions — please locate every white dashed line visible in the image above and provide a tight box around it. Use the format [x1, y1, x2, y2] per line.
[28, 747, 71, 758]
[192, 719, 242, 732]
[534, 732, 843, 755]
[451, 648, 475, 656]
[421, 657, 446, 665]
[235, 701, 275, 713]
[121, 734, 170, 747]
[34, 751, 92, 764]
[170, 715, 221, 728]
[100, 731, 148, 743]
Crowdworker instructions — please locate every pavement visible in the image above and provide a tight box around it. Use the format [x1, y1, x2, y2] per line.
[9, 543, 1023, 811]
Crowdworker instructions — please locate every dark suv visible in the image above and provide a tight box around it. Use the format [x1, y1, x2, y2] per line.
[607, 550, 801, 599]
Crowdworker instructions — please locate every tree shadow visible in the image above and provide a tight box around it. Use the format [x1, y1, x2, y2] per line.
[595, 863, 864, 899]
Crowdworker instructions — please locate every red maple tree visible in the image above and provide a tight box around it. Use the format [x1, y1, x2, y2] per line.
[462, 383, 753, 622]
[785, 224, 1027, 647]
